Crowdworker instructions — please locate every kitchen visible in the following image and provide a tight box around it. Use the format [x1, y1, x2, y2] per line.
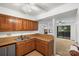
[0, 3, 79, 56]
[0, 3, 55, 56]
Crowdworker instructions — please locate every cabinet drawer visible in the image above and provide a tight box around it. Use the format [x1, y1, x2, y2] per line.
[16, 39, 35, 56]
[16, 41, 25, 46]
[36, 46, 48, 55]
[36, 39, 48, 45]
[36, 41, 48, 55]
[25, 40, 35, 52]
[16, 46, 25, 56]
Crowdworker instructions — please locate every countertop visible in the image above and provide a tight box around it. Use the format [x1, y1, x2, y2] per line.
[0, 34, 54, 47]
[27, 34, 54, 42]
[0, 36, 18, 47]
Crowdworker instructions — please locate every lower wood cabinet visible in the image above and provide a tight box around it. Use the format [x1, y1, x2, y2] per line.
[16, 38, 54, 56]
[35, 39, 48, 56]
[0, 44, 16, 56]
[35, 39, 54, 56]
[16, 39, 35, 56]
[16, 36, 54, 56]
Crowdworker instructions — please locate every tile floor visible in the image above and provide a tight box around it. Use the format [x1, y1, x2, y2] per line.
[25, 50, 43, 56]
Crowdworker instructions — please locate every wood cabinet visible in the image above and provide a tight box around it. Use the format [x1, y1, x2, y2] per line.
[15, 18, 23, 31]
[16, 38, 54, 56]
[33, 21, 38, 30]
[16, 42, 25, 56]
[35, 39, 48, 55]
[35, 39, 54, 56]
[16, 39, 35, 56]
[22, 19, 38, 31]
[22, 19, 27, 30]
[0, 15, 14, 31]
[0, 14, 38, 31]
[0, 14, 7, 31]
[25, 39, 35, 52]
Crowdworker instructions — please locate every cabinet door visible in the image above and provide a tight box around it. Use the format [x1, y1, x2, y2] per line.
[32, 21, 38, 30]
[6, 17, 16, 31]
[22, 19, 27, 30]
[7, 44, 16, 56]
[27, 20, 31, 30]
[0, 47, 7, 56]
[0, 14, 8, 31]
[15, 18, 23, 31]
[16, 41, 25, 56]
[30, 21, 34, 30]
[25, 39, 35, 53]
[16, 45, 25, 56]
[36, 39, 48, 56]
[0, 14, 16, 31]
[22, 19, 30, 31]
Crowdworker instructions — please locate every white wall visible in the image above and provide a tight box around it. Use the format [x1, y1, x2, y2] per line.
[38, 14, 77, 41]
[55, 15, 77, 42]
[0, 31, 38, 38]
[38, 3, 79, 44]
[38, 17, 54, 34]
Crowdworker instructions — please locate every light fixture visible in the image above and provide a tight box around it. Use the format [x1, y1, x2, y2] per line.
[22, 3, 40, 13]
[22, 5, 32, 12]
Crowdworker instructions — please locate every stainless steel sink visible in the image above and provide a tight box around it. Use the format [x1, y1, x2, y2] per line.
[16, 36, 31, 42]
[16, 38, 23, 42]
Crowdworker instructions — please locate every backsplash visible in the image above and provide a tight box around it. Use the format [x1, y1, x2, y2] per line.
[0, 31, 38, 38]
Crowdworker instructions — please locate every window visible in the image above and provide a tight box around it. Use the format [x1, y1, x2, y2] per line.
[57, 25, 70, 39]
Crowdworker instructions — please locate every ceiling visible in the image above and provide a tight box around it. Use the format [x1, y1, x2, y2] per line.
[54, 9, 77, 19]
[0, 3, 64, 17]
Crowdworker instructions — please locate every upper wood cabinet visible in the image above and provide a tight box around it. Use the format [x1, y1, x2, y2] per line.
[22, 19, 27, 30]
[15, 18, 23, 31]
[0, 14, 15, 31]
[33, 21, 38, 30]
[0, 14, 38, 31]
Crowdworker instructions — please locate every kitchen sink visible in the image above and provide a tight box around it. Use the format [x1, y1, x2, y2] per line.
[16, 36, 32, 42]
